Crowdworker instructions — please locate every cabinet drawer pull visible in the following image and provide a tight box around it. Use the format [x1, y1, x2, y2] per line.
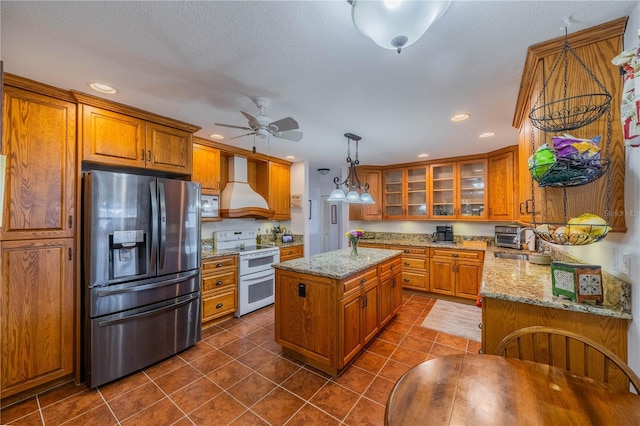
[288, 251, 293, 255]
[403, 278, 409, 282]
[478, 323, 483, 329]
[392, 277, 396, 288]
[216, 303, 223, 309]
[216, 280, 223, 286]
[390, 264, 395, 269]
[452, 253, 459, 257]
[148, 150, 153, 162]
[404, 249, 410, 253]
[404, 262, 410, 266]
[216, 263, 223, 268]
[360, 278, 366, 284]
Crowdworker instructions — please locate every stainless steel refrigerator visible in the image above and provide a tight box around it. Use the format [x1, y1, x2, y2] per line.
[82, 170, 201, 388]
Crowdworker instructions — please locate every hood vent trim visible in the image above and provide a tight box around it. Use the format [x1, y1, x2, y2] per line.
[220, 156, 274, 219]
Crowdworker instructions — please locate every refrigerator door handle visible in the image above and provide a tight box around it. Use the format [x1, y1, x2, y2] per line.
[95, 269, 200, 296]
[97, 293, 200, 327]
[149, 181, 158, 272]
[159, 181, 167, 269]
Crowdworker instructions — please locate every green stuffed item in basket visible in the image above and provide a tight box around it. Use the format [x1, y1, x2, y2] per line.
[528, 144, 556, 181]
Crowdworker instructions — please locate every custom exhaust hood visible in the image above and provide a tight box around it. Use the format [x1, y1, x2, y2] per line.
[220, 156, 274, 219]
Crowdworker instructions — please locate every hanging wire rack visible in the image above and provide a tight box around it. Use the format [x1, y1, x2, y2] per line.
[527, 24, 613, 245]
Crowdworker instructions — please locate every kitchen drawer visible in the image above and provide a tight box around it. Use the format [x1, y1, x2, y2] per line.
[401, 257, 427, 271]
[400, 271, 428, 290]
[430, 248, 484, 261]
[202, 289, 237, 322]
[202, 269, 236, 292]
[202, 255, 237, 271]
[379, 256, 402, 279]
[343, 268, 378, 296]
[358, 242, 386, 249]
[280, 245, 303, 261]
[391, 246, 428, 256]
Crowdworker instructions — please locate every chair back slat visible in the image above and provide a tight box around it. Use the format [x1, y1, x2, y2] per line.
[494, 326, 640, 393]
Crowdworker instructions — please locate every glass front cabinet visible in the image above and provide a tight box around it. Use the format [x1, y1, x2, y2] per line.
[383, 167, 428, 219]
[430, 160, 487, 219]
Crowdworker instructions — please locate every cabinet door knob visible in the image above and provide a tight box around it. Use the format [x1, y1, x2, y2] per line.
[216, 303, 223, 309]
[360, 278, 366, 284]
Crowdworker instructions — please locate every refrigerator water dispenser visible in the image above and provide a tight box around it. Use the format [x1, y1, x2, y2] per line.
[109, 230, 146, 279]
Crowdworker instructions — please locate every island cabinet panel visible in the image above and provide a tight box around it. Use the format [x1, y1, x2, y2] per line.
[482, 297, 630, 391]
[275, 271, 336, 366]
[275, 252, 402, 376]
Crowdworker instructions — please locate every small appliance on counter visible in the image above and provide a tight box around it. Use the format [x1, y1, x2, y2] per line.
[495, 225, 522, 249]
[435, 225, 454, 243]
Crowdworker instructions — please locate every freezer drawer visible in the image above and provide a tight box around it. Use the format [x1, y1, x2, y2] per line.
[85, 292, 201, 388]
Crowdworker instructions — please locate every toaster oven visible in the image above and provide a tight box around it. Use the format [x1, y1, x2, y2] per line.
[495, 225, 521, 249]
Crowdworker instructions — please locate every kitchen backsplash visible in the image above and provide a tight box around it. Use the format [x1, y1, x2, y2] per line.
[361, 231, 495, 245]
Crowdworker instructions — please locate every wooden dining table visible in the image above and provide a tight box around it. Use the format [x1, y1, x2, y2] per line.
[385, 353, 640, 425]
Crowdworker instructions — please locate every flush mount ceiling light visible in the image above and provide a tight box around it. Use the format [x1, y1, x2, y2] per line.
[209, 133, 224, 140]
[418, 153, 429, 158]
[327, 133, 375, 204]
[451, 113, 470, 122]
[285, 155, 296, 160]
[317, 168, 331, 175]
[349, 0, 452, 54]
[479, 132, 495, 138]
[88, 82, 117, 94]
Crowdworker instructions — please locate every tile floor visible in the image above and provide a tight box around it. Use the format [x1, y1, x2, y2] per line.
[1, 293, 481, 426]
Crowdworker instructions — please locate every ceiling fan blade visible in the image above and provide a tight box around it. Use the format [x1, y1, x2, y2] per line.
[241, 111, 261, 129]
[230, 132, 255, 140]
[274, 130, 303, 142]
[214, 123, 252, 130]
[269, 117, 299, 132]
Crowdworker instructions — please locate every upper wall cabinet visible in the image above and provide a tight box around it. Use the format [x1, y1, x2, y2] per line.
[488, 146, 518, 221]
[192, 142, 221, 193]
[430, 160, 487, 220]
[267, 162, 291, 220]
[349, 168, 382, 221]
[383, 167, 428, 219]
[1, 85, 77, 240]
[74, 92, 199, 175]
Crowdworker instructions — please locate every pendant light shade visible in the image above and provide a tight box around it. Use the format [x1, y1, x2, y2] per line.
[351, 0, 452, 53]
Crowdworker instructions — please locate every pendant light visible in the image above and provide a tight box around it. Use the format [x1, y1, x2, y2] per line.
[349, 0, 452, 53]
[327, 133, 375, 204]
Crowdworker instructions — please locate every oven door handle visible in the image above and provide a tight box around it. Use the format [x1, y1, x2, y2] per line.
[243, 252, 279, 261]
[96, 270, 200, 297]
[241, 268, 275, 282]
[97, 293, 200, 327]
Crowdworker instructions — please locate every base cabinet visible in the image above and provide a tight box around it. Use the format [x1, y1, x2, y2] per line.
[429, 248, 484, 300]
[392, 246, 429, 292]
[0, 239, 75, 398]
[279, 244, 303, 261]
[201, 255, 238, 327]
[275, 254, 402, 375]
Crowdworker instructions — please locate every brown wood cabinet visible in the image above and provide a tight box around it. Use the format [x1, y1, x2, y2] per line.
[391, 246, 429, 292]
[1, 85, 76, 241]
[1, 76, 78, 399]
[349, 168, 382, 220]
[481, 297, 629, 389]
[430, 160, 487, 220]
[279, 244, 303, 261]
[512, 19, 626, 230]
[488, 146, 518, 221]
[268, 162, 291, 220]
[275, 253, 402, 375]
[80, 104, 193, 174]
[430, 248, 484, 300]
[383, 167, 428, 219]
[201, 255, 238, 328]
[192, 142, 221, 193]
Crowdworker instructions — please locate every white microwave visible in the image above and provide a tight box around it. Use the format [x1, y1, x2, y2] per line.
[201, 194, 219, 218]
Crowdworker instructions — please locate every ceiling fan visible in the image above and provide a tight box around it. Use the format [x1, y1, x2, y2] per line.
[215, 97, 303, 150]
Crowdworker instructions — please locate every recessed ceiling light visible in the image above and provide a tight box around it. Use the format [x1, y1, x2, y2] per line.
[88, 82, 117, 94]
[418, 153, 429, 158]
[479, 132, 495, 138]
[209, 134, 224, 140]
[451, 113, 470, 122]
[285, 155, 295, 160]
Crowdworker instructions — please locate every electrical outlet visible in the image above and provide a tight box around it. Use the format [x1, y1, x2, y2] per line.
[612, 248, 619, 272]
[622, 253, 630, 275]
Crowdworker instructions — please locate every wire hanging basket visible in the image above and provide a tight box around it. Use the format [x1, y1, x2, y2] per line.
[528, 32, 612, 133]
[527, 25, 613, 246]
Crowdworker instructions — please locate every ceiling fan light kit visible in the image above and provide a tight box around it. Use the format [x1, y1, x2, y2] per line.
[327, 133, 375, 205]
[349, 0, 452, 53]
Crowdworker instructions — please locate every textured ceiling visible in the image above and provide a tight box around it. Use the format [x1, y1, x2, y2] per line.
[1, 1, 636, 171]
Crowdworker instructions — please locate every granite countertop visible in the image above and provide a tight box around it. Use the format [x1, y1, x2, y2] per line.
[358, 238, 483, 251]
[480, 246, 631, 320]
[272, 248, 402, 280]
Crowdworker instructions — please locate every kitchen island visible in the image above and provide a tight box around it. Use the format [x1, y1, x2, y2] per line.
[273, 247, 402, 376]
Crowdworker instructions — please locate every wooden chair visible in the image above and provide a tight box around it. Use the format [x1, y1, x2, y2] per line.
[494, 326, 640, 393]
